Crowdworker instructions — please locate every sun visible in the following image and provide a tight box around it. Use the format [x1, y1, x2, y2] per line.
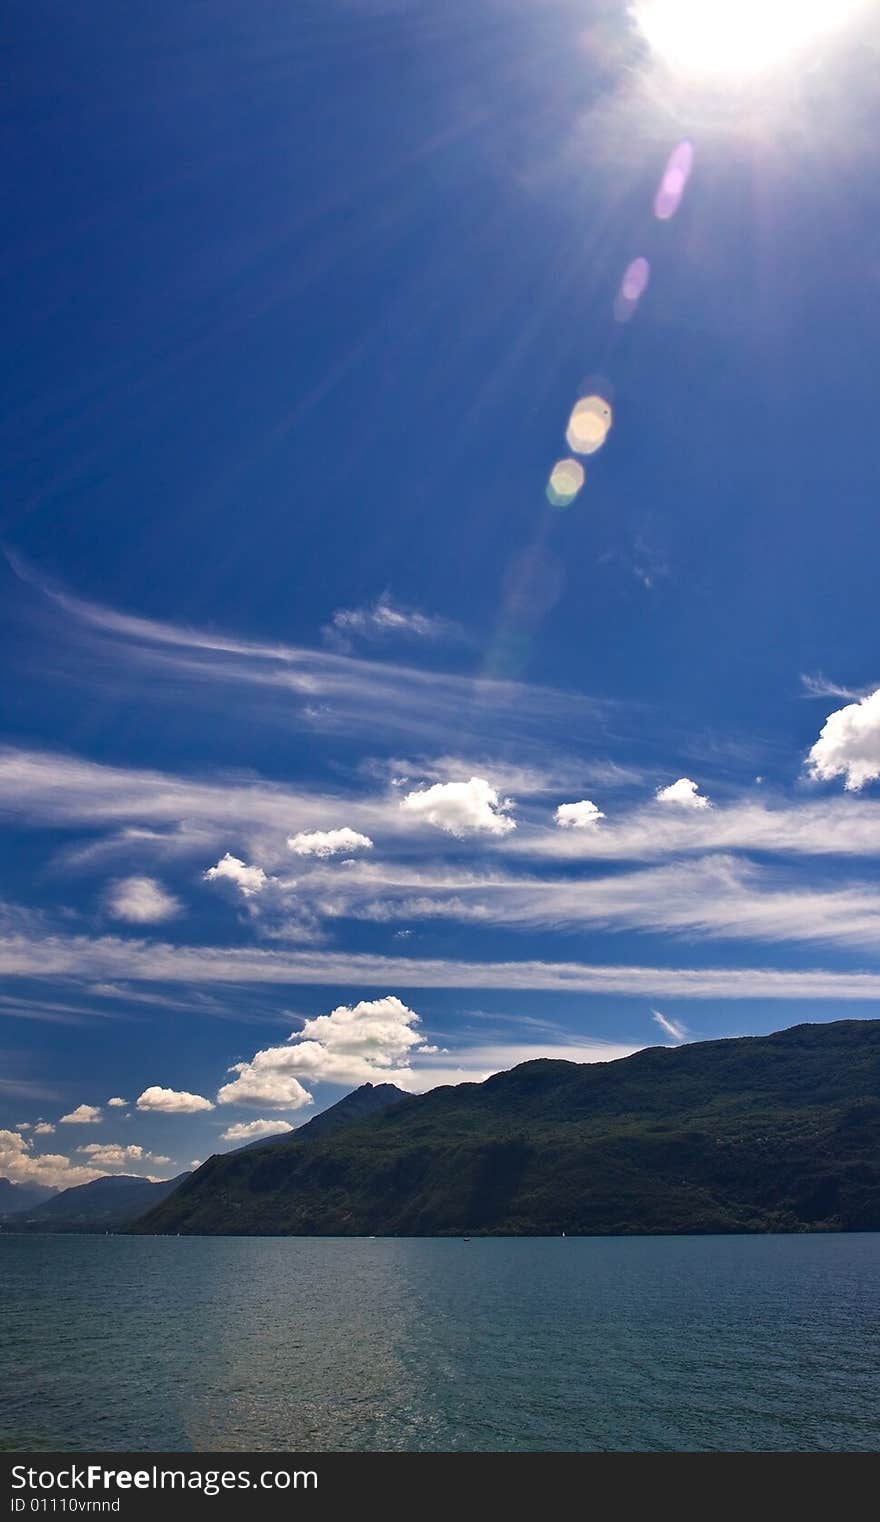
[633, 0, 867, 79]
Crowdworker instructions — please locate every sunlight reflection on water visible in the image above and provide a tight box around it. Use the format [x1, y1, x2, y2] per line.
[3, 1234, 880, 1452]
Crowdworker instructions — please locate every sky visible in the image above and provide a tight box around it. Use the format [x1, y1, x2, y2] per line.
[3, 0, 880, 1190]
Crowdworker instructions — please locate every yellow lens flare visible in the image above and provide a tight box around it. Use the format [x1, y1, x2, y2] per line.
[546, 458, 585, 508]
[565, 395, 613, 456]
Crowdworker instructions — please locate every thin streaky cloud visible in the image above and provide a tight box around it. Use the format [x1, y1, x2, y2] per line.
[3, 922, 880, 999]
[516, 796, 880, 861]
[800, 672, 875, 701]
[9, 562, 610, 749]
[652, 1010, 687, 1042]
[311, 853, 880, 951]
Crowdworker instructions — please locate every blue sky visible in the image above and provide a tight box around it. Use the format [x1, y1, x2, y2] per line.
[4, 0, 880, 1188]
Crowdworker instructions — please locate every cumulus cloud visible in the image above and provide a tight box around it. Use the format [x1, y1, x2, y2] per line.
[218, 994, 435, 1104]
[220, 1118, 295, 1142]
[400, 777, 515, 837]
[0, 1128, 102, 1190]
[554, 800, 605, 829]
[76, 1143, 146, 1168]
[215, 1066, 313, 1111]
[652, 1010, 687, 1043]
[33, 1121, 55, 1135]
[106, 1097, 127, 1108]
[288, 827, 373, 858]
[59, 1103, 102, 1125]
[655, 778, 710, 809]
[136, 1086, 215, 1114]
[807, 688, 880, 791]
[106, 876, 181, 923]
[204, 852, 269, 897]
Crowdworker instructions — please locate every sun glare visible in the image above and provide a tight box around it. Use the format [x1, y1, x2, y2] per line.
[634, 0, 866, 79]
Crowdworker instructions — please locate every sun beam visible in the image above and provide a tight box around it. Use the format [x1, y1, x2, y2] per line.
[633, 0, 868, 80]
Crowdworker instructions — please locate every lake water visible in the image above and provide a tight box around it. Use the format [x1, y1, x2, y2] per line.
[2, 1233, 879, 1452]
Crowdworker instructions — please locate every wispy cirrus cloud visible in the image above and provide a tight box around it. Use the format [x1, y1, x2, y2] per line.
[800, 672, 876, 701]
[652, 1010, 687, 1042]
[10, 565, 608, 753]
[322, 593, 466, 653]
[519, 794, 880, 860]
[3, 911, 880, 999]
[305, 853, 880, 951]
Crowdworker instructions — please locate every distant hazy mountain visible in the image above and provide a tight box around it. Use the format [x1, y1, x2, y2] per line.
[134, 1021, 880, 1238]
[0, 1177, 56, 1215]
[7, 1172, 190, 1231]
[238, 1082, 411, 1151]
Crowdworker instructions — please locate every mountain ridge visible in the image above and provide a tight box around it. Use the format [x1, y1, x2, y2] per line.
[0, 1177, 56, 1215]
[237, 1081, 411, 1151]
[133, 1019, 880, 1237]
[4, 1171, 189, 1231]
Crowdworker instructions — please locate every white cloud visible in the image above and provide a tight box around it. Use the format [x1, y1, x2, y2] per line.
[400, 777, 515, 837]
[405, 1038, 642, 1089]
[204, 852, 269, 896]
[325, 594, 463, 650]
[218, 995, 435, 1103]
[0, 1128, 103, 1190]
[16, 1122, 31, 1131]
[656, 778, 710, 808]
[76, 1143, 146, 1168]
[380, 754, 639, 798]
[329, 853, 880, 952]
[59, 1103, 102, 1125]
[807, 688, 880, 791]
[652, 1010, 687, 1043]
[522, 794, 880, 862]
[6, 912, 880, 998]
[216, 1066, 314, 1111]
[33, 1121, 55, 1135]
[288, 827, 373, 858]
[190, 1159, 201, 1168]
[136, 1086, 215, 1114]
[800, 673, 870, 701]
[554, 800, 605, 829]
[106, 876, 181, 924]
[106, 1097, 127, 1108]
[220, 1118, 295, 1142]
[13, 570, 604, 753]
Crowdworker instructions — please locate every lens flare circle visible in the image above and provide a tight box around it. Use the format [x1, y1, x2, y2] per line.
[566, 395, 613, 457]
[546, 458, 585, 508]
